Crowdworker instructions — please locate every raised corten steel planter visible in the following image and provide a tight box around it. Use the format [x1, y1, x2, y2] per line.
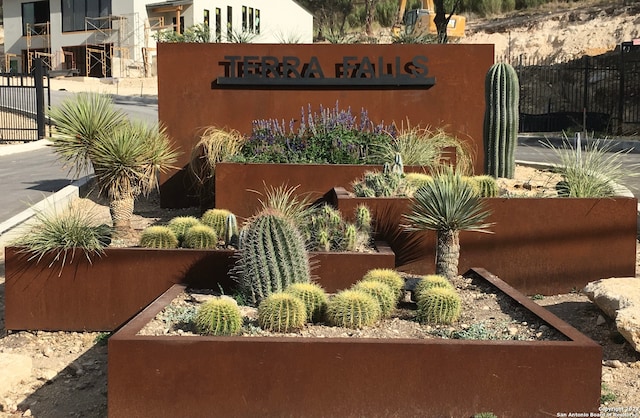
[214, 162, 437, 219]
[108, 268, 601, 418]
[4, 242, 393, 331]
[330, 187, 638, 295]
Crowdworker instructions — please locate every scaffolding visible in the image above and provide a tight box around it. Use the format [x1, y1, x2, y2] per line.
[26, 22, 52, 72]
[143, 17, 170, 77]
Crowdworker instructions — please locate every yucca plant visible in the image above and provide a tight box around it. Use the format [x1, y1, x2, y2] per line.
[404, 166, 494, 280]
[90, 120, 179, 232]
[48, 93, 179, 234]
[48, 92, 127, 178]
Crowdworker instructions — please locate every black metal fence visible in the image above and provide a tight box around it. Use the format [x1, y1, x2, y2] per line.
[0, 58, 50, 142]
[506, 41, 640, 135]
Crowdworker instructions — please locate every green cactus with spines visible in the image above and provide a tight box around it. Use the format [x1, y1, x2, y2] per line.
[284, 282, 328, 323]
[182, 224, 219, 249]
[258, 292, 307, 332]
[327, 289, 381, 329]
[235, 208, 311, 306]
[361, 269, 405, 300]
[352, 280, 396, 318]
[317, 228, 331, 252]
[139, 225, 179, 249]
[224, 213, 239, 248]
[473, 175, 499, 197]
[354, 204, 371, 234]
[167, 216, 201, 244]
[194, 297, 242, 336]
[483, 62, 520, 179]
[201, 208, 232, 238]
[414, 274, 455, 302]
[417, 287, 462, 325]
[405, 172, 433, 188]
[352, 183, 376, 197]
[391, 152, 404, 175]
[342, 223, 358, 252]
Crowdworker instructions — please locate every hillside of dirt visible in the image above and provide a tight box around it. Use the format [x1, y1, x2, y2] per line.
[463, 0, 640, 62]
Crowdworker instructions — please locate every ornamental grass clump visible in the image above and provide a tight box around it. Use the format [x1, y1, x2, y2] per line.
[194, 298, 243, 336]
[258, 292, 307, 332]
[13, 201, 112, 273]
[404, 166, 494, 280]
[139, 225, 179, 249]
[327, 289, 381, 329]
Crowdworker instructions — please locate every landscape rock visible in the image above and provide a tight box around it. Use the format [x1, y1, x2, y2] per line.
[583, 277, 640, 352]
[0, 353, 32, 397]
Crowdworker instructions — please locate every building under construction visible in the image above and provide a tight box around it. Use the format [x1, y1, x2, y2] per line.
[1, 0, 313, 78]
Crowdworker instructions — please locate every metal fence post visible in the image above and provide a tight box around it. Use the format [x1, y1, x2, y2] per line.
[33, 58, 45, 139]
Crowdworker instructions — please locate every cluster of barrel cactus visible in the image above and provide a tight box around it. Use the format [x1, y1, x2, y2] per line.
[138, 209, 239, 249]
[195, 297, 243, 336]
[464, 175, 500, 197]
[302, 203, 372, 252]
[415, 273, 462, 325]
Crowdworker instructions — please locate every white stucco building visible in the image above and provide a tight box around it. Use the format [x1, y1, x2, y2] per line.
[2, 0, 313, 77]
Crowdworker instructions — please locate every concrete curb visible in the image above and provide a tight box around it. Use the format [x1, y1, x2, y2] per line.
[0, 175, 92, 247]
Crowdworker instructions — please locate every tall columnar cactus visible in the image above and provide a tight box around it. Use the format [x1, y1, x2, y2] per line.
[194, 298, 243, 336]
[355, 204, 371, 234]
[483, 62, 520, 179]
[235, 208, 311, 306]
[342, 223, 358, 252]
[201, 208, 231, 238]
[258, 292, 307, 332]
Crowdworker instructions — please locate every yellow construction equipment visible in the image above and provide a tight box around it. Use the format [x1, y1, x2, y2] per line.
[392, 0, 466, 38]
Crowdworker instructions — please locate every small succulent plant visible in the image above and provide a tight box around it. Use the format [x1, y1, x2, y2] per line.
[258, 292, 307, 332]
[194, 297, 242, 336]
[326, 289, 381, 329]
[139, 225, 179, 249]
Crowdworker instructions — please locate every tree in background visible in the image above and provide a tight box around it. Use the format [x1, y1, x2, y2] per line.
[299, 0, 353, 39]
[433, 0, 463, 43]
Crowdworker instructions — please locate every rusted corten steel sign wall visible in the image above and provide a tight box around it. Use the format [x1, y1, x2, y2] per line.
[157, 43, 494, 207]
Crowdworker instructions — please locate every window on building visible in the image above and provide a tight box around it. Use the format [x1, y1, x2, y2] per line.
[172, 16, 185, 34]
[215, 8, 221, 42]
[22, 1, 50, 36]
[204, 9, 210, 27]
[242, 6, 247, 32]
[62, 0, 112, 33]
[255, 9, 260, 34]
[227, 6, 233, 40]
[248, 8, 254, 33]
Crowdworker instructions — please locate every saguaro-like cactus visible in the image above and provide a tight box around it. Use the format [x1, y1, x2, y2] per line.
[483, 62, 520, 179]
[235, 208, 311, 306]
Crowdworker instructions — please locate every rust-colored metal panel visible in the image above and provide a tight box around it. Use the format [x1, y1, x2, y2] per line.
[4, 243, 393, 331]
[157, 43, 494, 208]
[108, 271, 601, 417]
[331, 189, 638, 294]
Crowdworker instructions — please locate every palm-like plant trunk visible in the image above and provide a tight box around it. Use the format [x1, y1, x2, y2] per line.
[435, 229, 460, 280]
[109, 196, 135, 232]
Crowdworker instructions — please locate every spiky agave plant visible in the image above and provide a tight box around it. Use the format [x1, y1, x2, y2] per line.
[90, 120, 179, 232]
[404, 166, 493, 280]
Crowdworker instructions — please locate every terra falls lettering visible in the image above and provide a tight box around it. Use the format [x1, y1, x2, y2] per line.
[215, 55, 435, 87]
